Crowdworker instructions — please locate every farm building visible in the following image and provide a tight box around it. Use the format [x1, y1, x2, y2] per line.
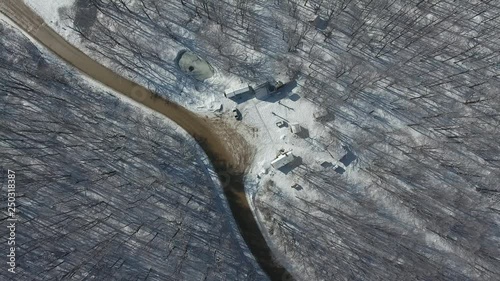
[271, 151, 294, 169]
[224, 81, 283, 101]
[224, 86, 253, 99]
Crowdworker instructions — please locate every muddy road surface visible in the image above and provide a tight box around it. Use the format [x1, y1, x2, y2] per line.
[0, 1, 292, 280]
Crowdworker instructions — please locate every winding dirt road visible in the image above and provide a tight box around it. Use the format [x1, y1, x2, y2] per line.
[0, 1, 291, 280]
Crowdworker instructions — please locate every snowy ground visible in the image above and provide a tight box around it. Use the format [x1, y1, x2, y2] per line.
[18, 1, 500, 280]
[22, 0, 345, 221]
[19, 0, 390, 278]
[0, 16, 267, 280]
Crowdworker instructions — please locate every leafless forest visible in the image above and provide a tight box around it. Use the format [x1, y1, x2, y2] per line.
[1, 0, 500, 280]
[0, 21, 267, 281]
[51, 0, 500, 280]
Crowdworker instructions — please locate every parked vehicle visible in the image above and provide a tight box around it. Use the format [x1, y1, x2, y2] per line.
[276, 121, 287, 128]
[232, 108, 242, 120]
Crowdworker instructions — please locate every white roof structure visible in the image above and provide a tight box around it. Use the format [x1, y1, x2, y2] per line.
[224, 86, 252, 98]
[290, 123, 302, 134]
[271, 151, 294, 169]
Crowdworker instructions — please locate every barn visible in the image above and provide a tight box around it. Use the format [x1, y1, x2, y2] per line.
[271, 151, 294, 169]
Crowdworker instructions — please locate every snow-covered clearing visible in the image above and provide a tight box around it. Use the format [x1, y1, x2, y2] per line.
[0, 16, 268, 280]
[19, 0, 500, 280]
[24, 0, 74, 24]
[22, 0, 351, 227]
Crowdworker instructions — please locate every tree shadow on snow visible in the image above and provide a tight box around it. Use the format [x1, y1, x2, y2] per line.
[339, 145, 357, 167]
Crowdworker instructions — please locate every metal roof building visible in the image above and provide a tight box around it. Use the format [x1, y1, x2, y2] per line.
[224, 86, 253, 99]
[271, 151, 294, 169]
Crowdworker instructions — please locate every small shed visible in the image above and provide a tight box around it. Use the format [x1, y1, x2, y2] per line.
[290, 123, 302, 134]
[271, 151, 294, 169]
[224, 86, 253, 99]
[320, 161, 333, 168]
[254, 82, 274, 100]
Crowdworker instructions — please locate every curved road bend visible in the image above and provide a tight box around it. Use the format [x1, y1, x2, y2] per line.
[0, 1, 292, 280]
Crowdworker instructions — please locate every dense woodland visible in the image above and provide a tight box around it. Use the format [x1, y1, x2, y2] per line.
[57, 0, 500, 280]
[0, 21, 267, 281]
[2, 0, 500, 280]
